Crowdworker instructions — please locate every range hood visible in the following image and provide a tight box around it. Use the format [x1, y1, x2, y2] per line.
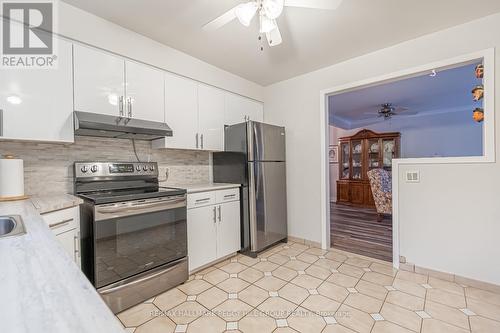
[74, 111, 172, 140]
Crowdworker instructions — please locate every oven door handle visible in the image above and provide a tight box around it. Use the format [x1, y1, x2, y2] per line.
[95, 196, 186, 217]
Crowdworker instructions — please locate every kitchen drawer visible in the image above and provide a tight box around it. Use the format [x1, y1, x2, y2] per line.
[215, 188, 240, 204]
[41, 206, 79, 235]
[187, 191, 216, 209]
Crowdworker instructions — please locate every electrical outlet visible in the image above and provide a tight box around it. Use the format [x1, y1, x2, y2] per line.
[405, 170, 420, 183]
[158, 167, 169, 182]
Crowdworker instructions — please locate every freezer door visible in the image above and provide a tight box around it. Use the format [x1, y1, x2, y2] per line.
[249, 122, 286, 162]
[249, 161, 287, 252]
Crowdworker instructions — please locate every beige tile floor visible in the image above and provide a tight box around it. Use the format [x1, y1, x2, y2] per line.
[116, 241, 500, 333]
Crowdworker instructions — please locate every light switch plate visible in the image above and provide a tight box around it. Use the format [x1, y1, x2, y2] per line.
[405, 170, 420, 183]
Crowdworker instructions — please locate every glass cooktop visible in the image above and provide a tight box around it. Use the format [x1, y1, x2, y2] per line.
[78, 186, 186, 205]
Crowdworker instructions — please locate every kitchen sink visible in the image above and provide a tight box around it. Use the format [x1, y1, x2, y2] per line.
[0, 216, 26, 238]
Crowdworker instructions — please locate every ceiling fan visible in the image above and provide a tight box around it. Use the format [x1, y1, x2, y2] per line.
[365, 103, 418, 120]
[202, 0, 343, 47]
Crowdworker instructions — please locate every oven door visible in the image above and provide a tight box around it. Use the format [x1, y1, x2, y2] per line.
[93, 194, 187, 288]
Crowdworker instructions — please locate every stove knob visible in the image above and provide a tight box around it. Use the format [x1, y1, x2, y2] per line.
[149, 165, 155, 171]
[91, 165, 99, 173]
[136, 165, 141, 172]
[143, 165, 148, 171]
[80, 166, 89, 173]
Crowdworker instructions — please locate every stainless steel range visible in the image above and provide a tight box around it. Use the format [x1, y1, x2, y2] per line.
[75, 161, 188, 314]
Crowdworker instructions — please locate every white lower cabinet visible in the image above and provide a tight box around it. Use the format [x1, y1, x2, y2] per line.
[187, 205, 218, 271]
[187, 188, 240, 272]
[41, 206, 81, 268]
[217, 201, 241, 259]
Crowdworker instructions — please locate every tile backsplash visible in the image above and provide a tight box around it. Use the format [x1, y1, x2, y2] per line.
[0, 137, 210, 196]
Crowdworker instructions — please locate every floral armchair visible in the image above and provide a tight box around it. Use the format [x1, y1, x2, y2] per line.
[367, 169, 392, 221]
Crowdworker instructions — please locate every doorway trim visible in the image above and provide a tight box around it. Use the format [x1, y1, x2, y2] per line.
[319, 48, 495, 268]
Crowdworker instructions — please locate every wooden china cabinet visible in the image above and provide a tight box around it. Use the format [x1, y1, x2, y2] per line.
[336, 129, 400, 207]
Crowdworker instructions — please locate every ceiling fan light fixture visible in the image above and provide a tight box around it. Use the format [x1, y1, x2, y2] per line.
[262, 0, 285, 19]
[259, 14, 277, 33]
[235, 2, 258, 27]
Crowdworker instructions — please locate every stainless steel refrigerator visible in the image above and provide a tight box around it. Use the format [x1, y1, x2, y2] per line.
[213, 121, 287, 256]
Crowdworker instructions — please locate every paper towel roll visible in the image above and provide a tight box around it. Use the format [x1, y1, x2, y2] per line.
[0, 158, 25, 198]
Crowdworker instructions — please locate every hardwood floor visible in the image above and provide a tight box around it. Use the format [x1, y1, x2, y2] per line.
[330, 202, 392, 262]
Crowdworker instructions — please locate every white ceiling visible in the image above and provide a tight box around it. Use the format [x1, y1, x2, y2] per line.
[61, 0, 500, 86]
[329, 62, 482, 129]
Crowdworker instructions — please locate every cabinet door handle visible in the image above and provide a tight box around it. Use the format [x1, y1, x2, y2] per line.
[200, 134, 204, 149]
[213, 206, 217, 223]
[218, 205, 221, 222]
[74, 232, 80, 259]
[119, 96, 124, 117]
[50, 218, 73, 229]
[196, 133, 199, 148]
[127, 97, 133, 118]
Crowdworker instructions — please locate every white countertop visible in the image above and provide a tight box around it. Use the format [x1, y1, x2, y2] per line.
[167, 182, 241, 194]
[31, 194, 83, 214]
[0, 199, 124, 333]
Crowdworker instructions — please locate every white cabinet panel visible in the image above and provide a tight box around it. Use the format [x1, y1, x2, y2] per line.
[198, 84, 225, 151]
[187, 205, 217, 271]
[217, 201, 241, 259]
[0, 38, 73, 142]
[163, 73, 198, 150]
[246, 100, 264, 122]
[73, 44, 125, 116]
[187, 191, 216, 209]
[224, 93, 264, 126]
[55, 228, 79, 266]
[224, 93, 247, 125]
[42, 206, 81, 267]
[215, 188, 240, 204]
[125, 61, 164, 122]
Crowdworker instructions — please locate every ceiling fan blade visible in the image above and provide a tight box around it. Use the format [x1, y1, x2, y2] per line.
[202, 6, 238, 31]
[284, 0, 343, 10]
[266, 26, 283, 47]
[394, 106, 410, 112]
[392, 111, 418, 116]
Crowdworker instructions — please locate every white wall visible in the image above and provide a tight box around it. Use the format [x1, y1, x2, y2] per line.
[264, 13, 500, 285]
[56, 2, 263, 102]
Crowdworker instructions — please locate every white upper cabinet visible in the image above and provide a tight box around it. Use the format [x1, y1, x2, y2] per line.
[125, 61, 164, 122]
[198, 84, 225, 151]
[159, 73, 199, 150]
[73, 44, 125, 117]
[246, 100, 264, 122]
[0, 38, 74, 142]
[224, 93, 264, 125]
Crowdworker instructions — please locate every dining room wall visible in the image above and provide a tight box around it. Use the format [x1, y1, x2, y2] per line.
[328, 109, 483, 202]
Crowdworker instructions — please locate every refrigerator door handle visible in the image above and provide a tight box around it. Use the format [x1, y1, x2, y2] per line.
[248, 162, 258, 252]
[247, 121, 254, 161]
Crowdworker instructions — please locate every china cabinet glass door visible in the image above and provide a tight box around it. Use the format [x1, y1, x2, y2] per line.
[382, 139, 396, 171]
[367, 139, 381, 175]
[340, 142, 350, 179]
[351, 140, 362, 180]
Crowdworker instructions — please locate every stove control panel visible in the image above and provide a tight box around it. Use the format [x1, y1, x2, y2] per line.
[75, 162, 159, 178]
